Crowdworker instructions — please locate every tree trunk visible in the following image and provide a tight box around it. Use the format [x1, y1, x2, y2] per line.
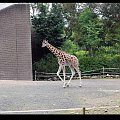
[86, 46, 94, 57]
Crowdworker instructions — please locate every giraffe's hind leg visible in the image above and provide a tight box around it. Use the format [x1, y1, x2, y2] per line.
[66, 66, 75, 87]
[62, 66, 67, 88]
[74, 66, 82, 87]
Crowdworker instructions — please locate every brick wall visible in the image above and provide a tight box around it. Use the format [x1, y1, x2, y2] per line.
[0, 4, 32, 80]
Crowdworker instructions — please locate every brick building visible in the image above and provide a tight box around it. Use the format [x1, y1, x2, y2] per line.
[0, 4, 32, 80]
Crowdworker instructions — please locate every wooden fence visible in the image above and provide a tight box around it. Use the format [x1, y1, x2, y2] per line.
[34, 67, 120, 81]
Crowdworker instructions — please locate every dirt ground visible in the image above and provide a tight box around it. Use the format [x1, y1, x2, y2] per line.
[0, 79, 120, 114]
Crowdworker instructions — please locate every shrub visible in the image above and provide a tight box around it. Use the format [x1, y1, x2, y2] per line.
[61, 39, 80, 55]
[33, 51, 120, 73]
[111, 55, 120, 68]
[33, 53, 58, 73]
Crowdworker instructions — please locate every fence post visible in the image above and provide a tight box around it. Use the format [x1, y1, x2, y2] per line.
[83, 107, 85, 115]
[35, 70, 37, 81]
[102, 67, 104, 78]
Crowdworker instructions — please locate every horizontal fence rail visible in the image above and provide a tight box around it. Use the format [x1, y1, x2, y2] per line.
[34, 67, 120, 81]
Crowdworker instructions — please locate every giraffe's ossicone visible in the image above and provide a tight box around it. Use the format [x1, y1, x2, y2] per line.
[42, 39, 82, 88]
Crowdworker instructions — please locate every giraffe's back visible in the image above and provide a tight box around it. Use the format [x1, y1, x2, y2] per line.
[45, 42, 79, 68]
[58, 53, 79, 68]
[65, 54, 79, 66]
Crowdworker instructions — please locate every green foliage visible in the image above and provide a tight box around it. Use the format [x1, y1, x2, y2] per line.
[78, 54, 120, 72]
[31, 3, 66, 62]
[75, 50, 88, 57]
[115, 27, 120, 40]
[33, 52, 120, 73]
[100, 3, 120, 46]
[97, 44, 120, 55]
[33, 43, 120, 73]
[77, 8, 104, 56]
[31, 3, 65, 43]
[100, 3, 120, 22]
[61, 39, 80, 55]
[111, 55, 120, 68]
[33, 54, 58, 73]
[62, 3, 78, 38]
[31, 3, 120, 73]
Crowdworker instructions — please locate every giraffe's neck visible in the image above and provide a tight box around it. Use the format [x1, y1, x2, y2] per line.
[46, 43, 64, 58]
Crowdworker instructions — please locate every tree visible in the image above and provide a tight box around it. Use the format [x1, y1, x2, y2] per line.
[31, 3, 65, 62]
[61, 39, 79, 55]
[31, 3, 65, 43]
[100, 3, 120, 46]
[61, 3, 79, 39]
[100, 3, 120, 22]
[77, 8, 104, 56]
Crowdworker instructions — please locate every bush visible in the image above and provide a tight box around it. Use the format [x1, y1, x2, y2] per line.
[61, 39, 80, 55]
[33, 53, 58, 73]
[33, 51, 120, 73]
[78, 54, 120, 72]
[111, 55, 120, 68]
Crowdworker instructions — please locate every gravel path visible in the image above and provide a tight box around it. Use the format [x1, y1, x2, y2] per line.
[0, 79, 120, 114]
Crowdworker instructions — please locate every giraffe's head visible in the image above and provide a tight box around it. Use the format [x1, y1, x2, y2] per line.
[42, 39, 48, 47]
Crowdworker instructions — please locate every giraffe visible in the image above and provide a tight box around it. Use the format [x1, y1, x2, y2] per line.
[42, 39, 82, 88]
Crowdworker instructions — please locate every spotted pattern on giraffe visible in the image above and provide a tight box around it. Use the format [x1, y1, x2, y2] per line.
[42, 40, 82, 88]
[44, 41, 79, 67]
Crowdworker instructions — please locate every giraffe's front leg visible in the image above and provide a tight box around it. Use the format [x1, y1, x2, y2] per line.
[57, 65, 64, 83]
